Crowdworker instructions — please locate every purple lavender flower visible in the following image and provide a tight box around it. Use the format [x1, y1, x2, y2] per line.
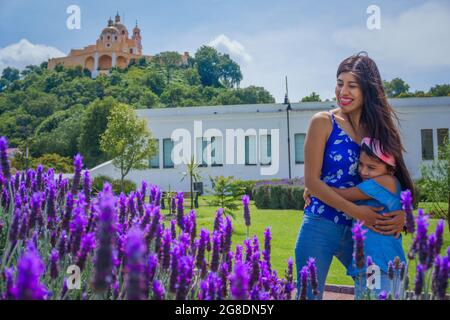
[352, 221, 367, 270]
[83, 170, 91, 204]
[249, 251, 260, 289]
[436, 256, 449, 300]
[242, 195, 251, 226]
[415, 210, 429, 266]
[263, 227, 272, 271]
[170, 219, 177, 239]
[0, 136, 11, 179]
[9, 207, 20, 242]
[235, 245, 243, 265]
[169, 246, 181, 293]
[284, 257, 294, 300]
[400, 189, 415, 233]
[211, 231, 221, 272]
[29, 192, 43, 231]
[414, 264, 425, 298]
[189, 209, 197, 245]
[92, 183, 117, 293]
[170, 196, 176, 215]
[176, 191, 185, 231]
[118, 192, 127, 227]
[69, 205, 87, 256]
[71, 154, 83, 194]
[196, 229, 209, 275]
[213, 208, 223, 232]
[229, 262, 249, 300]
[162, 228, 172, 270]
[427, 234, 437, 269]
[45, 182, 56, 230]
[153, 280, 165, 300]
[388, 260, 395, 280]
[176, 256, 194, 300]
[222, 216, 233, 259]
[61, 192, 74, 231]
[307, 257, 319, 296]
[3, 268, 16, 299]
[435, 220, 444, 256]
[76, 233, 96, 271]
[378, 291, 387, 300]
[147, 254, 158, 283]
[57, 230, 68, 257]
[219, 262, 229, 298]
[140, 180, 148, 200]
[50, 249, 59, 279]
[15, 245, 47, 300]
[244, 239, 253, 264]
[299, 266, 309, 300]
[400, 262, 406, 281]
[124, 227, 147, 300]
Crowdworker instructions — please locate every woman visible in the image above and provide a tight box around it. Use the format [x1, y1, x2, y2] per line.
[295, 52, 407, 300]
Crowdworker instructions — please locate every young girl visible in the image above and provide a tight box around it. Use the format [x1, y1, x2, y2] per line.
[331, 137, 414, 299]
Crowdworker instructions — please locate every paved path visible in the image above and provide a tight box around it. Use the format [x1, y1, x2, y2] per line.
[323, 291, 354, 300]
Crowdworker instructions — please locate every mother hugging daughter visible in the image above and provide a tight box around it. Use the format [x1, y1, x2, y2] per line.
[295, 52, 414, 299]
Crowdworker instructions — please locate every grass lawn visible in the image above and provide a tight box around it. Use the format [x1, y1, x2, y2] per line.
[174, 195, 450, 287]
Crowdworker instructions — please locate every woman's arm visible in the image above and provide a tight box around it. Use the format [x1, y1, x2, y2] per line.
[303, 112, 384, 228]
[331, 187, 371, 202]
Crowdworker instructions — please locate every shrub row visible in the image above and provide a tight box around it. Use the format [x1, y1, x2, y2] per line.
[252, 184, 305, 210]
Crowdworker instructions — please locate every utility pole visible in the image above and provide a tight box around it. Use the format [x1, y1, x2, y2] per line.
[284, 76, 292, 179]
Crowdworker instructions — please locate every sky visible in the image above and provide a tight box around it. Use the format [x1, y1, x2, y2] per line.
[0, 0, 449, 102]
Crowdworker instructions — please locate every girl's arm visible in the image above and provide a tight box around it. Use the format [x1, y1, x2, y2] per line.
[331, 186, 371, 202]
[303, 112, 384, 228]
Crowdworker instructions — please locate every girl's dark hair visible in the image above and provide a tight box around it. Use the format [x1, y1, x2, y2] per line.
[337, 52, 414, 197]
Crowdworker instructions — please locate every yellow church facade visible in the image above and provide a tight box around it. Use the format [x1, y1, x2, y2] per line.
[48, 13, 188, 77]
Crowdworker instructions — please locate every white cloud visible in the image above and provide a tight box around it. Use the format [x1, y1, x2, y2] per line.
[332, 1, 450, 69]
[208, 34, 252, 63]
[0, 39, 65, 72]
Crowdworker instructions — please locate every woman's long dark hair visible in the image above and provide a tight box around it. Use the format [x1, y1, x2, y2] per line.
[337, 52, 414, 198]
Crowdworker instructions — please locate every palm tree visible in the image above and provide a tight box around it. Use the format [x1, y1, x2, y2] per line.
[180, 155, 202, 209]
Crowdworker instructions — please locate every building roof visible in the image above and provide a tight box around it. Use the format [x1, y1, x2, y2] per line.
[136, 96, 450, 118]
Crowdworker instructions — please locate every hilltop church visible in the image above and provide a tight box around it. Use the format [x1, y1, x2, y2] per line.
[47, 13, 189, 77]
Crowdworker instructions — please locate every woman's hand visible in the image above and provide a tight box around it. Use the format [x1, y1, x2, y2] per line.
[354, 205, 386, 232]
[373, 210, 406, 235]
[303, 188, 311, 209]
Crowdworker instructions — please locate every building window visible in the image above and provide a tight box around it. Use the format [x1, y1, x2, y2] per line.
[211, 136, 223, 166]
[421, 129, 434, 160]
[245, 135, 257, 165]
[260, 134, 271, 165]
[130, 48, 133, 54]
[437, 128, 449, 159]
[149, 139, 160, 168]
[163, 138, 174, 168]
[122, 30, 125, 35]
[196, 137, 208, 167]
[295, 133, 306, 164]
[114, 36, 117, 41]
[107, 36, 110, 40]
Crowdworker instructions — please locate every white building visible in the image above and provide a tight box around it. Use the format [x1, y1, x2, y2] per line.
[90, 97, 450, 193]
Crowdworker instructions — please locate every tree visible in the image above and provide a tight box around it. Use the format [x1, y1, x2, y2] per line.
[301, 92, 321, 102]
[78, 97, 116, 167]
[194, 46, 222, 87]
[383, 78, 410, 98]
[219, 54, 242, 88]
[429, 84, 450, 97]
[206, 175, 246, 218]
[100, 103, 157, 191]
[180, 155, 202, 210]
[153, 51, 183, 83]
[0, 67, 20, 92]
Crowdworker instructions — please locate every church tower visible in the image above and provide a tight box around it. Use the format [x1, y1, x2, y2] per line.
[132, 21, 142, 55]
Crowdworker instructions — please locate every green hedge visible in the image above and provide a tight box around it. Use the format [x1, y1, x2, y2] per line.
[92, 175, 136, 195]
[253, 184, 305, 210]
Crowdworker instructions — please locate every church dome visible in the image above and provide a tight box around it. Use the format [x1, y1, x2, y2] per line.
[114, 23, 129, 37]
[101, 26, 119, 34]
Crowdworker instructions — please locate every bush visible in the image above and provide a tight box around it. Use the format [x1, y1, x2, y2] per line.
[92, 175, 136, 195]
[253, 184, 304, 210]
